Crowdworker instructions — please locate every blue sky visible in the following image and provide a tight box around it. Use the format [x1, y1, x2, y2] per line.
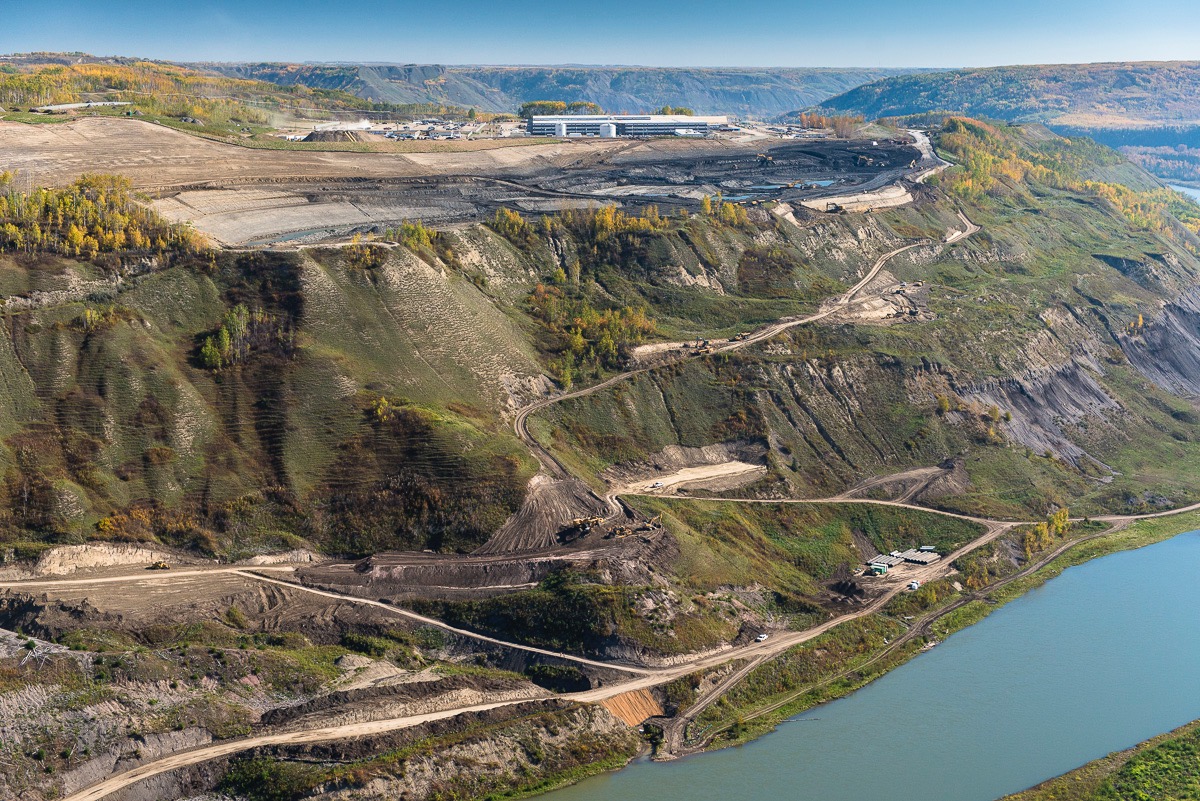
[4, 0, 1199, 67]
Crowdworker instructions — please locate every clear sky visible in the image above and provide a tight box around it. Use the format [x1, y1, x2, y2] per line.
[5, 0, 1199, 67]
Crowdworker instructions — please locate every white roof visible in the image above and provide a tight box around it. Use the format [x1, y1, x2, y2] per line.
[531, 114, 728, 125]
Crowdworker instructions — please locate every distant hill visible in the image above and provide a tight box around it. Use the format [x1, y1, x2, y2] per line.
[0, 53, 467, 121]
[196, 63, 922, 117]
[807, 61, 1200, 128]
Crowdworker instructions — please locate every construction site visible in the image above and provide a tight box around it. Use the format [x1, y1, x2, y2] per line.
[7, 100, 1199, 801]
[0, 116, 923, 246]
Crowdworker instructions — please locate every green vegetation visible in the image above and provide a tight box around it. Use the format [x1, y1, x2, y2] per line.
[219, 703, 640, 801]
[0, 236, 536, 555]
[696, 615, 914, 747]
[220, 758, 325, 801]
[933, 117, 1200, 240]
[1005, 719, 1200, 801]
[487, 202, 849, 386]
[518, 100, 604, 117]
[412, 567, 735, 657]
[525, 120, 1200, 520]
[202, 61, 910, 118]
[691, 510, 1200, 754]
[1121, 144, 1200, 186]
[414, 502, 980, 658]
[0, 57, 469, 128]
[631, 498, 981, 597]
[525, 282, 655, 385]
[197, 304, 290, 370]
[0, 172, 207, 258]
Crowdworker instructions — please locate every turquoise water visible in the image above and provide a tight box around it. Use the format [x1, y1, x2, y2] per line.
[1170, 184, 1200, 202]
[549, 530, 1200, 801]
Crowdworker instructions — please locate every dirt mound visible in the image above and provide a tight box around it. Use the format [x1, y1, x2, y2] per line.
[301, 129, 370, 143]
[477, 475, 610, 554]
[602, 440, 768, 488]
[307, 552, 567, 598]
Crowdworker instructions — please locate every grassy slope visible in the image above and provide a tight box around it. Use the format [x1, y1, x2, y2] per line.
[691, 509, 1200, 756]
[1004, 719, 1200, 801]
[0, 244, 542, 556]
[410, 502, 982, 658]
[531, 124, 1200, 518]
[811, 62, 1200, 127]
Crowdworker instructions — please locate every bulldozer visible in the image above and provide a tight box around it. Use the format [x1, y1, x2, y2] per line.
[604, 524, 634, 539]
[563, 515, 604, 533]
[147, 560, 170, 570]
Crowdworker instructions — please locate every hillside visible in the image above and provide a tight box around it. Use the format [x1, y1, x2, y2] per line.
[0, 54, 468, 136]
[809, 61, 1200, 127]
[807, 62, 1200, 186]
[9, 113, 1200, 801]
[197, 63, 920, 117]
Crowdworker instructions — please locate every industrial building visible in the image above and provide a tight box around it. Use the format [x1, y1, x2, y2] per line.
[528, 114, 729, 138]
[866, 547, 942, 575]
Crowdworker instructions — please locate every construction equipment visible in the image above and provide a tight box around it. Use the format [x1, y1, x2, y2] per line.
[635, 515, 662, 533]
[756, 153, 774, 165]
[732, 332, 748, 342]
[147, 561, 170, 570]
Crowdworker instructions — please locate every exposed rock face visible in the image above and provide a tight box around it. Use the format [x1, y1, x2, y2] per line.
[311, 703, 640, 801]
[968, 361, 1121, 465]
[26, 543, 188, 577]
[1122, 288, 1200, 396]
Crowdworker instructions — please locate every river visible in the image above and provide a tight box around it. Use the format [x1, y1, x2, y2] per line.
[549, 530, 1200, 801]
[1171, 184, 1200, 202]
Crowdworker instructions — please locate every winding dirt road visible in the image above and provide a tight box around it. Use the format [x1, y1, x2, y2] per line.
[43, 138, 1200, 800]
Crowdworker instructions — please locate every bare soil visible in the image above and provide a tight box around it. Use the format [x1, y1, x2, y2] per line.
[0, 117, 921, 245]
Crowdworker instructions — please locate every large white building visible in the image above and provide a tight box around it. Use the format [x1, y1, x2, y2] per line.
[528, 114, 728, 138]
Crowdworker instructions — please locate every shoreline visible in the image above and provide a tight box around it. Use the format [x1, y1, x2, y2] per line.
[541, 509, 1200, 799]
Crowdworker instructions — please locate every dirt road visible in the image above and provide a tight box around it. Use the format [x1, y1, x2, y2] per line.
[52, 510, 1017, 801]
[43, 488, 1200, 801]
[58, 699, 524, 801]
[511, 223, 956, 482]
[236, 571, 652, 675]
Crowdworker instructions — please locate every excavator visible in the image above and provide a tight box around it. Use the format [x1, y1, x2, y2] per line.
[559, 516, 605, 542]
[146, 560, 170, 570]
[635, 515, 663, 533]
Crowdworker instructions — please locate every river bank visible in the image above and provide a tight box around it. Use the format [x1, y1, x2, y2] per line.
[541, 510, 1200, 801]
[1170, 183, 1200, 202]
[1004, 717, 1200, 801]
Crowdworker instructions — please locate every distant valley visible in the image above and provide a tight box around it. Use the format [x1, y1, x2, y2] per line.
[808, 61, 1200, 185]
[192, 62, 921, 117]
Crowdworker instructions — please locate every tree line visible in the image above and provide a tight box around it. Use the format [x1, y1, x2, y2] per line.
[517, 100, 604, 118]
[0, 172, 207, 260]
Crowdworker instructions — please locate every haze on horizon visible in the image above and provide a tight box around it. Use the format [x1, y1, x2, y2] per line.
[5, 0, 1200, 68]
